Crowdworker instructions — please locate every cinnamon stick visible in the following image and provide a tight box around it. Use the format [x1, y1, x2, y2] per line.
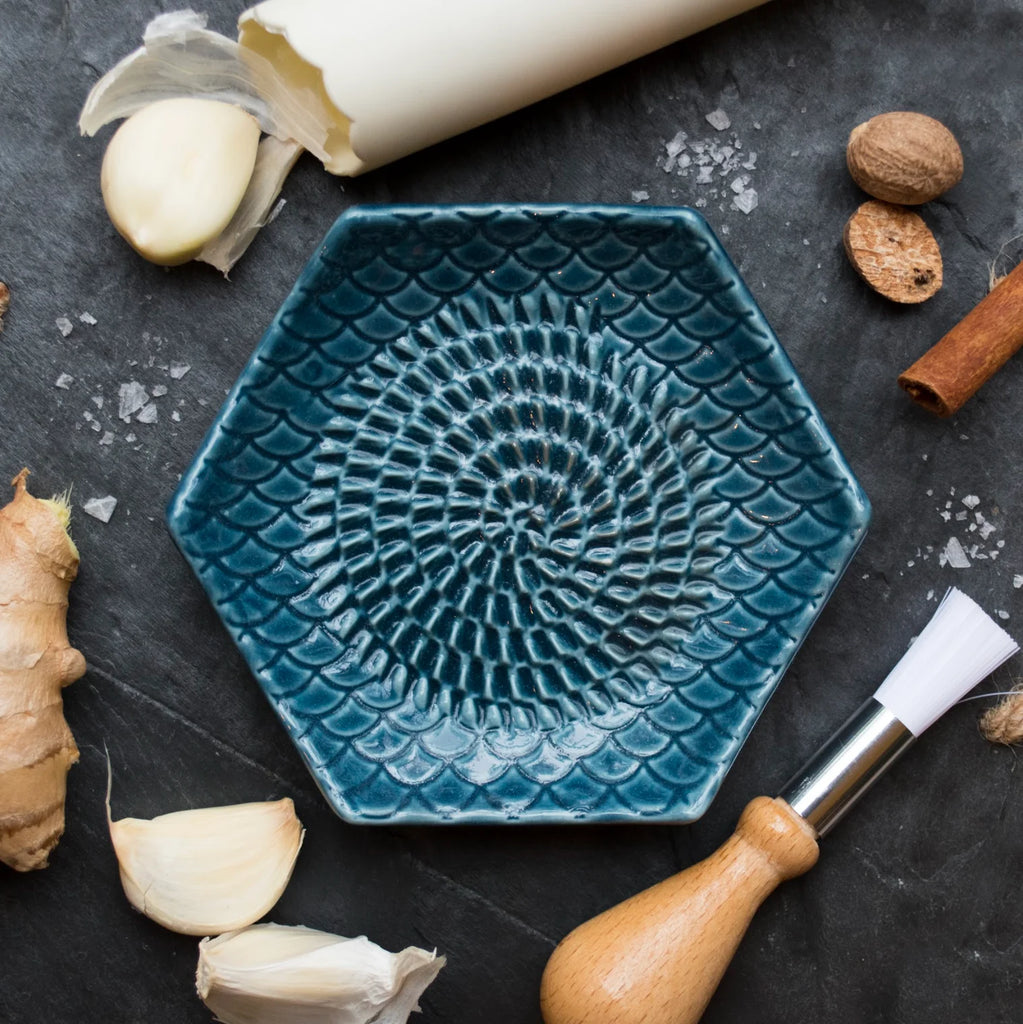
[898, 258, 1023, 415]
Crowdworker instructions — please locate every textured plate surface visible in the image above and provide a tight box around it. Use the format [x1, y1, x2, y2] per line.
[168, 204, 869, 824]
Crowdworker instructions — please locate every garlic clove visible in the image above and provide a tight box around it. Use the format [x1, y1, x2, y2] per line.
[109, 797, 303, 936]
[196, 923, 445, 1024]
[100, 97, 261, 266]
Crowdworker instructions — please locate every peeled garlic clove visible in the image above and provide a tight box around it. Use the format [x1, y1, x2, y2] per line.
[197, 923, 445, 1024]
[101, 97, 261, 265]
[109, 798, 303, 936]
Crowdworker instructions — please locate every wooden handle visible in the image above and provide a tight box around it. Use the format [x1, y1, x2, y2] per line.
[539, 797, 819, 1024]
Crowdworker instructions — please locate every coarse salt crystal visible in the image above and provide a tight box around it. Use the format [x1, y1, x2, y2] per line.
[136, 404, 158, 424]
[82, 495, 117, 523]
[55, 316, 73, 337]
[734, 189, 758, 214]
[55, 373, 74, 389]
[705, 109, 731, 131]
[942, 536, 971, 569]
[151, 384, 169, 397]
[1013, 575, 1023, 589]
[118, 381, 150, 421]
[630, 190, 650, 203]
[169, 363, 191, 380]
[79, 312, 98, 325]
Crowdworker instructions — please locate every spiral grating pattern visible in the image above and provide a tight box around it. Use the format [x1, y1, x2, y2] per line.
[168, 205, 870, 824]
[303, 303, 724, 727]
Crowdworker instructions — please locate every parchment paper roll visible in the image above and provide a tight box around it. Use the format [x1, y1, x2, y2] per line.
[239, 0, 772, 175]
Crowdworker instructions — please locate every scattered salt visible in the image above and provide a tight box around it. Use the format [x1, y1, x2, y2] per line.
[997, 610, 1011, 620]
[734, 189, 758, 214]
[136, 404, 158, 424]
[942, 536, 971, 569]
[151, 384, 169, 397]
[118, 381, 149, 421]
[55, 373, 74, 389]
[705, 109, 731, 131]
[630, 190, 650, 203]
[99, 431, 115, 446]
[55, 316, 73, 338]
[962, 494, 980, 509]
[91, 395, 104, 409]
[171, 410, 181, 423]
[79, 312, 98, 326]
[169, 363, 191, 380]
[1014, 575, 1023, 589]
[82, 495, 117, 523]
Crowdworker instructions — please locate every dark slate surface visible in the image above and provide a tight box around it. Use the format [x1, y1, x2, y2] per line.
[2, 1, 1023, 1021]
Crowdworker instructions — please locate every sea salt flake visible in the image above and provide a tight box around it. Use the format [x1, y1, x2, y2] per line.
[942, 536, 971, 569]
[82, 495, 117, 523]
[730, 176, 748, 194]
[665, 130, 687, 158]
[962, 494, 980, 508]
[171, 410, 181, 423]
[79, 312, 98, 325]
[169, 363, 191, 380]
[630, 190, 650, 203]
[118, 381, 149, 421]
[55, 373, 74, 389]
[998, 610, 1010, 620]
[151, 384, 169, 397]
[55, 316, 73, 337]
[125, 432, 137, 443]
[734, 189, 758, 214]
[1013, 575, 1023, 589]
[136, 403, 159, 424]
[705, 109, 731, 131]
[99, 431, 115, 446]
[696, 165, 715, 185]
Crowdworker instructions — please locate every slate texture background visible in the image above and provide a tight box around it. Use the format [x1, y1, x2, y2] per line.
[2, 1, 1023, 1022]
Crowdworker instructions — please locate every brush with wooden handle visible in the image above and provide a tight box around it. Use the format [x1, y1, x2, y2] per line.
[540, 588, 1019, 1024]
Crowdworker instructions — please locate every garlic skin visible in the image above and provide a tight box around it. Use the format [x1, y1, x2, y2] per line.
[196, 923, 445, 1024]
[101, 97, 261, 265]
[109, 798, 303, 936]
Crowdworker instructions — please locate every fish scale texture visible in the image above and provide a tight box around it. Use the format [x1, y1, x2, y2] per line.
[168, 205, 869, 824]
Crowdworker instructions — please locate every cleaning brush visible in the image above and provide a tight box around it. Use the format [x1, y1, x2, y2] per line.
[539, 587, 1019, 1024]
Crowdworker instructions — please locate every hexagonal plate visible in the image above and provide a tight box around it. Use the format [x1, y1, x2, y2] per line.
[168, 204, 869, 823]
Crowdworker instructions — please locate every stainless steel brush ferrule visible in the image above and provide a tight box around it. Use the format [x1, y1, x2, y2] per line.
[778, 698, 915, 839]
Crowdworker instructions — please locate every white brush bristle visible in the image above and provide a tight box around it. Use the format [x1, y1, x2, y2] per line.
[873, 587, 1019, 736]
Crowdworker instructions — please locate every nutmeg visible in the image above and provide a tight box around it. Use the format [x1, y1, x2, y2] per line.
[843, 200, 943, 304]
[846, 112, 963, 205]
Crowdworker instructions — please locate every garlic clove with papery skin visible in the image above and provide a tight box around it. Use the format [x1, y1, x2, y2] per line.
[101, 97, 261, 265]
[196, 923, 446, 1024]
[109, 797, 303, 936]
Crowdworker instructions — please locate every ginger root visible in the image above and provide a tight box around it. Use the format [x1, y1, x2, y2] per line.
[0, 470, 86, 870]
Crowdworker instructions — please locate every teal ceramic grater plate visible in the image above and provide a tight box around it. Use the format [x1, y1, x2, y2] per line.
[167, 204, 870, 824]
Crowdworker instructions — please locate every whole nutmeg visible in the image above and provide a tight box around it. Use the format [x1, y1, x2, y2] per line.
[846, 111, 963, 204]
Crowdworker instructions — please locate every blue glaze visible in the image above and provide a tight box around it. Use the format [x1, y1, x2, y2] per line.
[168, 204, 870, 824]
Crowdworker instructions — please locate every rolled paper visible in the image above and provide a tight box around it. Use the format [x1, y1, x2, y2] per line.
[898, 259, 1023, 416]
[238, 0, 773, 175]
